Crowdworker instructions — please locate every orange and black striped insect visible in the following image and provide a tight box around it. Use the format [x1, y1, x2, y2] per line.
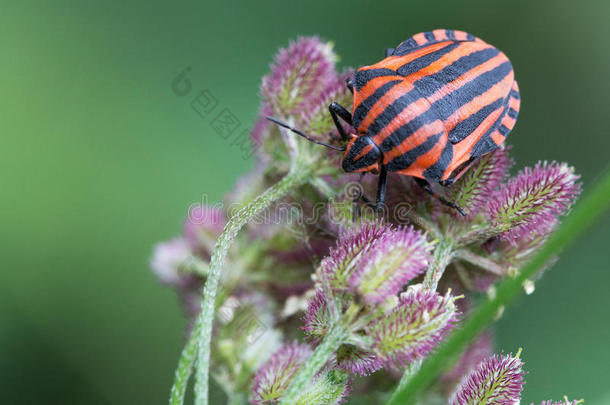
[268, 29, 520, 215]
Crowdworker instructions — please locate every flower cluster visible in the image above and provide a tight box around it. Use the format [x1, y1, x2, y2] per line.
[152, 37, 583, 404]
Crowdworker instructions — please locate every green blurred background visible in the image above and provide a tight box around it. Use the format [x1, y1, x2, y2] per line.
[2, 0, 609, 403]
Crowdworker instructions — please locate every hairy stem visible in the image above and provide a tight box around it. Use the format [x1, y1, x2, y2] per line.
[385, 169, 610, 405]
[278, 323, 349, 405]
[455, 249, 505, 276]
[169, 320, 201, 405]
[423, 238, 455, 291]
[186, 167, 313, 405]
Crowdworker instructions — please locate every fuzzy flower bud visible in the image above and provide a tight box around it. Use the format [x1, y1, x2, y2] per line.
[488, 161, 581, 244]
[449, 148, 513, 217]
[302, 70, 354, 137]
[250, 341, 350, 405]
[336, 344, 382, 376]
[348, 225, 432, 304]
[261, 37, 336, 118]
[302, 289, 332, 343]
[250, 342, 312, 404]
[321, 222, 390, 291]
[450, 351, 525, 405]
[368, 287, 459, 368]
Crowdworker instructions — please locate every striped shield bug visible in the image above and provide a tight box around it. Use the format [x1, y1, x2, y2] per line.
[268, 29, 520, 215]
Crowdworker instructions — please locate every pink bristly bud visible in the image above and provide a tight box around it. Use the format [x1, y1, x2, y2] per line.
[348, 225, 432, 304]
[336, 344, 383, 376]
[302, 289, 332, 343]
[450, 147, 513, 217]
[261, 37, 337, 119]
[250, 342, 312, 404]
[450, 351, 525, 405]
[488, 161, 581, 244]
[321, 222, 390, 291]
[368, 287, 459, 368]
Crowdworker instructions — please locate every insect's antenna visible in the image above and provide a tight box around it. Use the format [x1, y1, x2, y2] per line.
[266, 116, 346, 151]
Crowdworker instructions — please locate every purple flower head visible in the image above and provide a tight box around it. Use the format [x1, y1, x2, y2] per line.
[449, 147, 513, 218]
[150, 237, 192, 285]
[183, 204, 225, 251]
[261, 37, 337, 119]
[302, 289, 332, 343]
[368, 287, 459, 368]
[302, 69, 354, 138]
[450, 351, 525, 405]
[321, 222, 390, 291]
[250, 342, 312, 404]
[348, 225, 432, 304]
[336, 344, 382, 376]
[488, 161, 581, 244]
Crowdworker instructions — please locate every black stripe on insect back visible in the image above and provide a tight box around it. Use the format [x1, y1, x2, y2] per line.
[424, 137, 454, 181]
[379, 107, 439, 152]
[414, 48, 499, 96]
[397, 42, 462, 76]
[386, 132, 442, 172]
[367, 86, 423, 137]
[447, 97, 505, 144]
[352, 79, 402, 130]
[469, 94, 511, 158]
[434, 61, 513, 121]
[354, 68, 396, 91]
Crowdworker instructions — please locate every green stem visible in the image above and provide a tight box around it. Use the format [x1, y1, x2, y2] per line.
[169, 320, 201, 405]
[423, 238, 455, 291]
[278, 323, 349, 405]
[187, 167, 313, 405]
[385, 169, 610, 405]
[455, 249, 505, 276]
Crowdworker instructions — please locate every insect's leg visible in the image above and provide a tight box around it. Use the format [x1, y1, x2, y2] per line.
[329, 102, 353, 141]
[414, 178, 466, 216]
[345, 77, 354, 94]
[375, 165, 388, 213]
[385, 48, 395, 58]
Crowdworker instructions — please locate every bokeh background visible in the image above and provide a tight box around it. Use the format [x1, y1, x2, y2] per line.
[2, 0, 609, 403]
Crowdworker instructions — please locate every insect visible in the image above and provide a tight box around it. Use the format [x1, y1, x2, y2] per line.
[268, 29, 520, 215]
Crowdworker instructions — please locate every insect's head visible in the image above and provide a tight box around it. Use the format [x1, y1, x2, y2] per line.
[342, 135, 381, 173]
